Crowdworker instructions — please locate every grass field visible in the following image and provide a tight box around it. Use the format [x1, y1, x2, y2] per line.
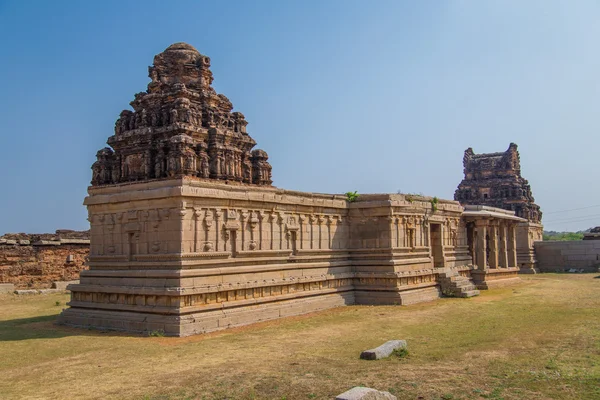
[1, 274, 599, 400]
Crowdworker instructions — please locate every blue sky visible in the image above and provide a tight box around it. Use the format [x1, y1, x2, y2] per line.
[0, 0, 599, 233]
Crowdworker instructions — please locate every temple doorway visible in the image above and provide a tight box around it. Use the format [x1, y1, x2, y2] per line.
[430, 223, 444, 268]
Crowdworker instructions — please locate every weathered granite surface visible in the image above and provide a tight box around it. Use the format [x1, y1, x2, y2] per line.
[360, 340, 407, 360]
[336, 387, 397, 400]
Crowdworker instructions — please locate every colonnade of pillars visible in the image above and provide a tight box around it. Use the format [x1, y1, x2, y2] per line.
[473, 220, 517, 270]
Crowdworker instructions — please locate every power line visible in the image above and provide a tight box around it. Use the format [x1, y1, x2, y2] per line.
[545, 213, 600, 223]
[544, 204, 600, 215]
[544, 214, 600, 224]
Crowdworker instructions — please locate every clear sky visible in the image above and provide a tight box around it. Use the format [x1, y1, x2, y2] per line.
[0, 0, 598, 233]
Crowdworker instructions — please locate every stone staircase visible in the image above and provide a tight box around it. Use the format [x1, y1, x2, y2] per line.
[438, 269, 480, 298]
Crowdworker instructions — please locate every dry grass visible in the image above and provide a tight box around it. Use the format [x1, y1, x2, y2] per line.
[1, 274, 599, 400]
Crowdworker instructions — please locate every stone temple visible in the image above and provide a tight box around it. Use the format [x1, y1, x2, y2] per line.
[58, 43, 541, 336]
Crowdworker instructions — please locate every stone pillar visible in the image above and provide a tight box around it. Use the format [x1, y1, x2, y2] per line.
[475, 221, 487, 270]
[499, 222, 508, 268]
[508, 223, 518, 268]
[488, 223, 499, 269]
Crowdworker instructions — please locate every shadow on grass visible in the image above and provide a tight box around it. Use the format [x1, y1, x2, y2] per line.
[0, 313, 136, 341]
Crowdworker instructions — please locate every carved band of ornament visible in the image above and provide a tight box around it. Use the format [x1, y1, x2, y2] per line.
[71, 278, 354, 308]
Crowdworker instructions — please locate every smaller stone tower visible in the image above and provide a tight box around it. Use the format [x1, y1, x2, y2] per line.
[454, 143, 541, 223]
[454, 143, 543, 273]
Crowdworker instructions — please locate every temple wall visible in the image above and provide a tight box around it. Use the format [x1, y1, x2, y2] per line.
[534, 240, 600, 272]
[60, 178, 474, 336]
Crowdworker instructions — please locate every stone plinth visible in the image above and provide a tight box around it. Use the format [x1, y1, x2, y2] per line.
[471, 267, 521, 290]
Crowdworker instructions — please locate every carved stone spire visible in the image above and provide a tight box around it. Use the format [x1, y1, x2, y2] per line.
[91, 42, 272, 187]
[454, 143, 542, 223]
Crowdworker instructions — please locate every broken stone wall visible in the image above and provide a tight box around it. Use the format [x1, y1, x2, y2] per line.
[0, 244, 89, 288]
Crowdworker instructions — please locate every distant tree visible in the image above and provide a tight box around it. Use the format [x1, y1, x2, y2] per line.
[542, 231, 584, 241]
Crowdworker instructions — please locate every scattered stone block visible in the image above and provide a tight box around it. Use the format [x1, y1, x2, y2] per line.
[360, 340, 407, 360]
[336, 387, 397, 400]
[52, 280, 79, 290]
[0, 283, 15, 294]
[15, 289, 39, 295]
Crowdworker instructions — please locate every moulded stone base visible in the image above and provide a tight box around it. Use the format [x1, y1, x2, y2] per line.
[471, 268, 521, 290]
[354, 286, 441, 306]
[57, 291, 355, 337]
[518, 266, 539, 274]
[473, 277, 521, 290]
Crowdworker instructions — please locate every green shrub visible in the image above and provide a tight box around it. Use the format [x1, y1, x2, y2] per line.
[345, 191, 359, 202]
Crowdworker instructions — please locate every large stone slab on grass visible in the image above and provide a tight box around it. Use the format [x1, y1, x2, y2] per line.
[360, 340, 407, 360]
[336, 387, 397, 400]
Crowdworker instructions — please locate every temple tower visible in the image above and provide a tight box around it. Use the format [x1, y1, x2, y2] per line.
[454, 144, 543, 273]
[91, 42, 272, 187]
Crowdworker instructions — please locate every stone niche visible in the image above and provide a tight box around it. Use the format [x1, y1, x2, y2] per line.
[59, 43, 521, 336]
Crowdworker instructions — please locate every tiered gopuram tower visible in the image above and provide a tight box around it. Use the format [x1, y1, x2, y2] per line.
[454, 143, 543, 273]
[454, 143, 541, 223]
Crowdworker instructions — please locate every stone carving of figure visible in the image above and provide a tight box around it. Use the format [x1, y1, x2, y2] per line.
[141, 109, 147, 126]
[250, 149, 273, 185]
[242, 159, 252, 183]
[154, 151, 164, 179]
[217, 152, 225, 176]
[170, 108, 178, 124]
[91, 162, 103, 185]
[151, 112, 158, 127]
[91, 148, 115, 186]
[167, 135, 196, 177]
[162, 109, 169, 126]
[112, 157, 121, 183]
[197, 144, 210, 178]
[149, 66, 158, 83]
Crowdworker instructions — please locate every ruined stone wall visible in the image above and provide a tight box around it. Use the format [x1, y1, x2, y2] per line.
[534, 241, 600, 272]
[0, 244, 89, 288]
